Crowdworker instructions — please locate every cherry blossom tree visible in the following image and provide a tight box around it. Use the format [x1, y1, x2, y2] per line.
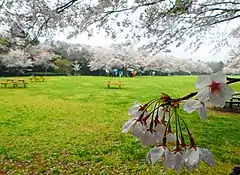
[106, 58, 124, 70]
[1, 49, 33, 75]
[87, 44, 215, 76]
[88, 46, 114, 71]
[88, 45, 150, 75]
[206, 61, 224, 73]
[223, 47, 240, 75]
[1, 0, 240, 52]
[110, 44, 149, 71]
[52, 42, 93, 74]
[194, 60, 213, 74]
[30, 48, 56, 75]
[145, 55, 213, 75]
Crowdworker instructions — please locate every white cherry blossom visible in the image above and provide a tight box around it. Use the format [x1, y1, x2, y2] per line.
[122, 117, 138, 133]
[122, 111, 149, 133]
[128, 101, 142, 117]
[184, 146, 215, 171]
[132, 122, 165, 147]
[122, 102, 148, 133]
[139, 130, 162, 147]
[195, 72, 234, 107]
[184, 100, 208, 120]
[164, 149, 184, 172]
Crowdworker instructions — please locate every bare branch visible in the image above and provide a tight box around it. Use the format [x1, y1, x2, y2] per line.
[104, 0, 166, 13]
[0, 0, 5, 8]
[56, 0, 78, 14]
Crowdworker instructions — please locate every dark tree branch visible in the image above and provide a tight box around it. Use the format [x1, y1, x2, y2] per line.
[0, 0, 5, 8]
[104, 0, 166, 13]
[199, 1, 240, 8]
[56, 0, 78, 14]
[200, 14, 240, 27]
[26, 17, 51, 47]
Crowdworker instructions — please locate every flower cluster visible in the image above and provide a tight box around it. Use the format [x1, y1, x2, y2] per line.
[122, 72, 234, 172]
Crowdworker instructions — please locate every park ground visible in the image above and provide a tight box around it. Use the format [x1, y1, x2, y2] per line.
[0, 76, 239, 174]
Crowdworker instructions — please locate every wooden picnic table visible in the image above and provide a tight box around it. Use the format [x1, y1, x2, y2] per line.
[225, 92, 240, 109]
[1, 79, 28, 88]
[105, 80, 123, 89]
[29, 76, 45, 82]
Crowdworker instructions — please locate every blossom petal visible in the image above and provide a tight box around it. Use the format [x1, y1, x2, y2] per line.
[195, 75, 211, 89]
[147, 146, 165, 164]
[197, 88, 210, 102]
[209, 93, 225, 107]
[154, 124, 166, 138]
[122, 118, 136, 133]
[197, 104, 208, 120]
[219, 84, 234, 100]
[133, 123, 145, 138]
[184, 100, 202, 113]
[210, 71, 226, 83]
[173, 152, 184, 172]
[140, 131, 154, 147]
[128, 102, 141, 115]
[185, 148, 200, 171]
[199, 148, 215, 166]
[163, 149, 175, 170]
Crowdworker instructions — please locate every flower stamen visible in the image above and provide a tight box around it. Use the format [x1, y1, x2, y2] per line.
[208, 81, 220, 93]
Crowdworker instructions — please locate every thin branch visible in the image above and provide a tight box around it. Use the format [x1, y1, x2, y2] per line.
[199, 1, 240, 8]
[226, 77, 240, 84]
[25, 17, 51, 47]
[104, 0, 166, 13]
[26, 0, 79, 47]
[200, 14, 240, 27]
[0, 0, 5, 8]
[56, 0, 78, 14]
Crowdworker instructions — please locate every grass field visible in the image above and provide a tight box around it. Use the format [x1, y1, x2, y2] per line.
[0, 76, 239, 175]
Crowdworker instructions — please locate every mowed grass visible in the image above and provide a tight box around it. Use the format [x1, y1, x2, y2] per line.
[0, 76, 239, 175]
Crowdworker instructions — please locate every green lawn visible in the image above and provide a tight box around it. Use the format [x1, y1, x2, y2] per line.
[0, 76, 239, 175]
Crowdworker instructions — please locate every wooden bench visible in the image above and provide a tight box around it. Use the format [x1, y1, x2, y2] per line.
[225, 92, 240, 109]
[106, 80, 123, 89]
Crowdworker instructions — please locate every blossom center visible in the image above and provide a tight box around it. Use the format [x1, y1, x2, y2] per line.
[208, 81, 221, 93]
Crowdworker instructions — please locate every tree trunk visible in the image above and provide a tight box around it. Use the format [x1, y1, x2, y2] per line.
[45, 67, 48, 76]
